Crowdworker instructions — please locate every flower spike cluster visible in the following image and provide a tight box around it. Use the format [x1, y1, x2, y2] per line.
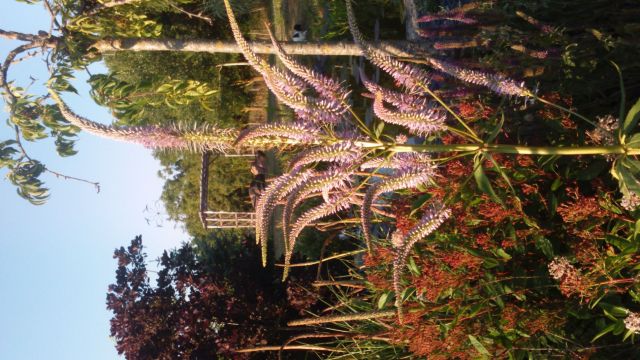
[427, 58, 531, 97]
[361, 167, 436, 251]
[373, 92, 446, 136]
[255, 169, 315, 266]
[283, 191, 353, 279]
[288, 141, 362, 171]
[265, 22, 351, 103]
[224, 0, 347, 125]
[393, 206, 452, 323]
[345, 0, 432, 91]
[234, 122, 322, 148]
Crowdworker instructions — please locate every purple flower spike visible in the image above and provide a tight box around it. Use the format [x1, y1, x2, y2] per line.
[373, 93, 446, 136]
[428, 58, 531, 97]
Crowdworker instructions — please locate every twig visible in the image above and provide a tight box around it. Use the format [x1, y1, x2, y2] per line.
[13, 126, 101, 193]
[1, 43, 41, 104]
[312, 280, 366, 288]
[275, 249, 366, 268]
[277, 333, 391, 359]
[10, 50, 42, 65]
[288, 310, 395, 326]
[168, 2, 213, 26]
[42, 1, 61, 34]
[235, 345, 343, 353]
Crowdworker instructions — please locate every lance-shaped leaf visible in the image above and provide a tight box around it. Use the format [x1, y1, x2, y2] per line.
[393, 206, 451, 323]
[361, 167, 436, 251]
[373, 93, 446, 136]
[284, 192, 353, 279]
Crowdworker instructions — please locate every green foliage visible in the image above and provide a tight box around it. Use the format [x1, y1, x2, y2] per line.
[99, 50, 251, 127]
[201, 0, 259, 19]
[97, 49, 256, 238]
[159, 152, 253, 238]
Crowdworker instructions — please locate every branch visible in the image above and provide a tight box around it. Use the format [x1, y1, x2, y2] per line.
[10, 50, 42, 66]
[168, 2, 213, 26]
[0, 30, 58, 106]
[91, 38, 424, 57]
[13, 126, 101, 193]
[84, 0, 142, 16]
[0, 29, 41, 42]
[1, 43, 41, 105]
[235, 345, 343, 353]
[42, 1, 61, 35]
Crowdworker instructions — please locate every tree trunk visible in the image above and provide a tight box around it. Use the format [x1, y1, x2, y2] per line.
[403, 0, 420, 41]
[91, 38, 421, 57]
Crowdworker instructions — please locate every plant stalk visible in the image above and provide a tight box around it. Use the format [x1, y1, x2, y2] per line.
[353, 141, 640, 156]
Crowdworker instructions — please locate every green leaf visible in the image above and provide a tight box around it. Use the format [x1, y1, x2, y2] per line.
[496, 248, 512, 260]
[600, 303, 629, 317]
[614, 160, 640, 193]
[468, 335, 490, 357]
[374, 120, 385, 138]
[486, 112, 504, 143]
[627, 133, 640, 147]
[473, 154, 503, 205]
[633, 219, 640, 242]
[610, 61, 626, 140]
[535, 235, 555, 259]
[377, 292, 390, 309]
[605, 234, 634, 252]
[592, 323, 616, 342]
[623, 97, 640, 136]
[574, 159, 608, 181]
[407, 256, 420, 276]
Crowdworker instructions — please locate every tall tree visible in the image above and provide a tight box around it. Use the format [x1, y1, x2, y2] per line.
[1, 0, 413, 204]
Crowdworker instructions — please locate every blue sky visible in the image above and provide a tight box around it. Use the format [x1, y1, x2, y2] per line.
[0, 2, 189, 359]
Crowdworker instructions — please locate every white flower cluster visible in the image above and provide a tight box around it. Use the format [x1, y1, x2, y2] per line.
[621, 191, 640, 212]
[624, 312, 640, 334]
[548, 257, 575, 280]
[586, 114, 618, 146]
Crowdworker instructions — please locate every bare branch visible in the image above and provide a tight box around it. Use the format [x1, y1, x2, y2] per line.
[13, 125, 101, 193]
[0, 29, 41, 42]
[1, 43, 41, 105]
[42, 0, 61, 35]
[91, 38, 423, 57]
[10, 50, 42, 66]
[168, 2, 213, 26]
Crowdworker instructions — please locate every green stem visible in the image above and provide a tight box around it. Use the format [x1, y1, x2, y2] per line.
[354, 141, 640, 156]
[419, 83, 483, 143]
[535, 96, 599, 128]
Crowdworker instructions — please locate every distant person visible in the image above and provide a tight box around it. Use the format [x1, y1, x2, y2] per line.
[249, 174, 266, 209]
[292, 24, 307, 42]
